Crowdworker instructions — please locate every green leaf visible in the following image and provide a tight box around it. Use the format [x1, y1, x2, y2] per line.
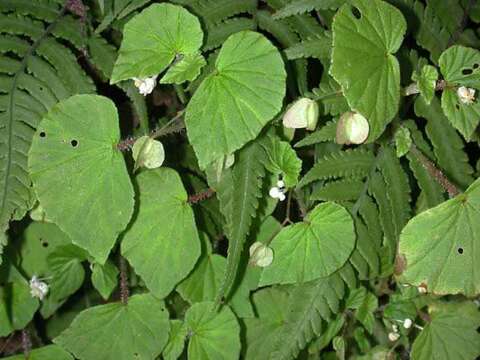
[110, 3, 203, 83]
[394, 127, 412, 158]
[122, 168, 200, 298]
[312, 74, 349, 116]
[163, 320, 188, 360]
[413, 65, 438, 104]
[15, 222, 71, 278]
[185, 301, 240, 360]
[298, 148, 374, 188]
[330, 0, 406, 140]
[350, 289, 378, 334]
[398, 178, 480, 296]
[262, 137, 302, 187]
[260, 202, 355, 285]
[54, 294, 170, 360]
[210, 141, 266, 305]
[47, 244, 88, 302]
[273, 0, 345, 19]
[411, 302, 480, 360]
[2, 345, 73, 360]
[284, 34, 331, 61]
[294, 120, 337, 147]
[160, 53, 206, 84]
[28, 95, 134, 264]
[439, 45, 480, 88]
[91, 260, 118, 300]
[440, 88, 480, 140]
[185, 31, 286, 168]
[0, 263, 39, 336]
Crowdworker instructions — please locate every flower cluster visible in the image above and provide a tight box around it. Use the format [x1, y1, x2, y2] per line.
[133, 75, 158, 96]
[269, 179, 286, 201]
[29, 275, 49, 301]
[457, 86, 476, 104]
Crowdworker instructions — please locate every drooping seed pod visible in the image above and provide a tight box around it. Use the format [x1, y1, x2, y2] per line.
[249, 242, 274, 267]
[132, 136, 165, 170]
[336, 111, 370, 145]
[283, 98, 319, 131]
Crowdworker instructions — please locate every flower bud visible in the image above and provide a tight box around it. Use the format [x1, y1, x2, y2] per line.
[29, 275, 49, 300]
[403, 318, 413, 329]
[249, 242, 274, 267]
[283, 98, 319, 131]
[336, 112, 369, 145]
[133, 75, 157, 96]
[132, 136, 165, 170]
[388, 332, 400, 342]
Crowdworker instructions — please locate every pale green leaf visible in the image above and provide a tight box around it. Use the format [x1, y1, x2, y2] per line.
[122, 168, 201, 298]
[185, 31, 286, 168]
[160, 53, 206, 84]
[47, 244, 88, 302]
[413, 65, 438, 104]
[439, 45, 480, 88]
[185, 301, 240, 360]
[163, 320, 187, 360]
[2, 345, 73, 360]
[394, 127, 412, 158]
[398, 178, 480, 296]
[29, 95, 134, 264]
[54, 294, 170, 360]
[411, 302, 480, 360]
[262, 137, 302, 187]
[0, 263, 39, 336]
[91, 259, 118, 300]
[110, 3, 203, 83]
[260, 202, 355, 285]
[330, 0, 406, 140]
[440, 88, 480, 140]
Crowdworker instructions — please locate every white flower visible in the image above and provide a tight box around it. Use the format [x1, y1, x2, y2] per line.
[392, 324, 399, 333]
[133, 75, 157, 96]
[388, 332, 400, 342]
[269, 186, 286, 201]
[29, 275, 48, 300]
[418, 284, 427, 294]
[283, 98, 319, 131]
[457, 86, 475, 105]
[403, 318, 413, 329]
[249, 242, 274, 267]
[277, 179, 285, 189]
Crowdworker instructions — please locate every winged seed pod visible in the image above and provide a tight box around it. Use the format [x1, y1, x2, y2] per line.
[132, 136, 165, 170]
[336, 111, 370, 145]
[282, 98, 319, 131]
[249, 242, 274, 267]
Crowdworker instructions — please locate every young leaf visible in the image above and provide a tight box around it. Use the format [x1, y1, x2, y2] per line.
[110, 3, 203, 83]
[91, 260, 118, 300]
[398, 178, 480, 296]
[411, 302, 480, 360]
[185, 301, 241, 360]
[394, 127, 412, 157]
[260, 202, 355, 286]
[412, 64, 438, 104]
[163, 320, 188, 360]
[54, 294, 170, 360]
[185, 31, 286, 168]
[121, 168, 201, 299]
[28, 95, 134, 264]
[160, 53, 206, 84]
[262, 137, 302, 187]
[330, 0, 407, 141]
[0, 263, 39, 336]
[2, 345, 73, 360]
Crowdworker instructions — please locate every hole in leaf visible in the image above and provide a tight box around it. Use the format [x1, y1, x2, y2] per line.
[351, 6, 362, 19]
[42, 242, 49, 248]
[133, 353, 139, 358]
[457, 247, 464, 254]
[71, 139, 78, 147]
[462, 68, 473, 75]
[455, 104, 460, 110]
[474, 63, 479, 69]
[39, 132, 46, 138]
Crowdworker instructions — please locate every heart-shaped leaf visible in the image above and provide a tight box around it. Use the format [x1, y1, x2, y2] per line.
[29, 95, 134, 264]
[111, 3, 203, 83]
[398, 177, 480, 296]
[185, 301, 240, 360]
[54, 294, 170, 360]
[3, 345, 73, 360]
[330, 0, 406, 141]
[121, 168, 201, 298]
[185, 31, 286, 168]
[260, 202, 355, 286]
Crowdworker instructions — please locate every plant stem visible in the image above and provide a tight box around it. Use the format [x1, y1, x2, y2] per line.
[119, 256, 129, 305]
[188, 188, 215, 204]
[21, 329, 31, 358]
[409, 145, 460, 197]
[403, 80, 447, 96]
[174, 84, 187, 104]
